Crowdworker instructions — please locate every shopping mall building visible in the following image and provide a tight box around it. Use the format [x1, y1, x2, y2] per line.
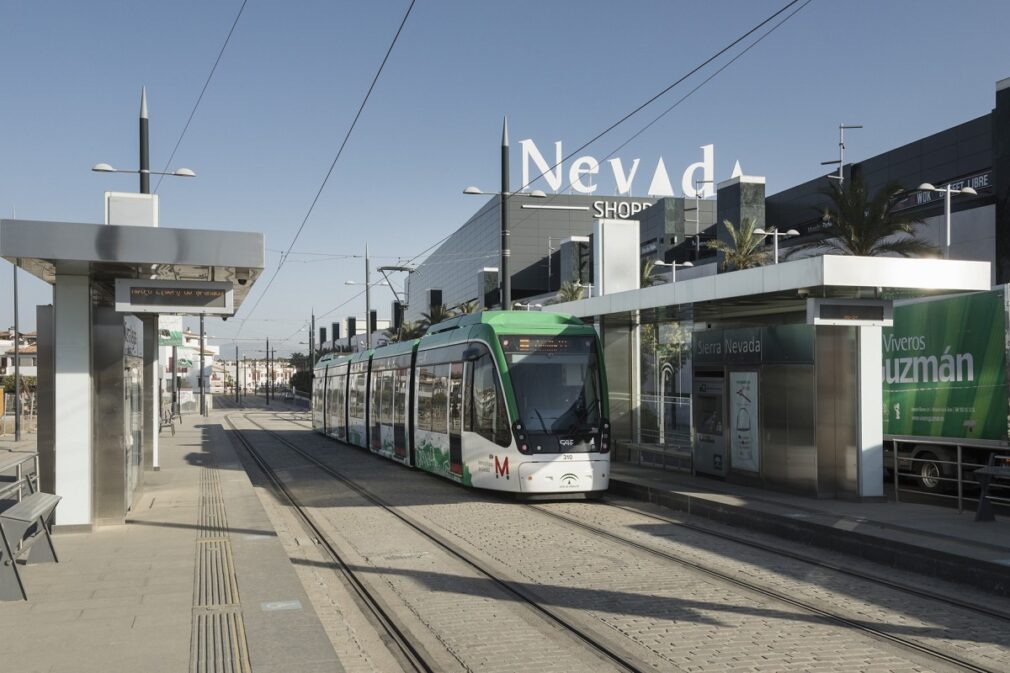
[398, 78, 1010, 498]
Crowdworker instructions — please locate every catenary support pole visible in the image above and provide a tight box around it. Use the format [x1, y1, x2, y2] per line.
[500, 116, 511, 310]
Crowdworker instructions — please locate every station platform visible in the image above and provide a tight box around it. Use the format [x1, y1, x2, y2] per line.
[3, 405, 1010, 672]
[0, 405, 343, 673]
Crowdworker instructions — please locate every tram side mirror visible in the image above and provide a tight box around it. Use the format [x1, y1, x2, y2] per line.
[462, 346, 481, 362]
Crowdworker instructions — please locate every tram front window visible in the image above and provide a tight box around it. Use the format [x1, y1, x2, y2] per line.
[500, 334, 602, 452]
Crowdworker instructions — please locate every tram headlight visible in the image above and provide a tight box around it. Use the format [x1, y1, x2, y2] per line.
[600, 418, 610, 453]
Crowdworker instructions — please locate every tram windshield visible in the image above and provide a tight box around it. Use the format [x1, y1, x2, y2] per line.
[499, 334, 602, 437]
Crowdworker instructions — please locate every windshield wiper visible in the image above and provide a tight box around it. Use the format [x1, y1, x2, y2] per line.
[534, 408, 549, 434]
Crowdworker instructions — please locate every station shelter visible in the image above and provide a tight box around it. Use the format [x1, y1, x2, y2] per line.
[1, 207, 263, 529]
[546, 217, 990, 499]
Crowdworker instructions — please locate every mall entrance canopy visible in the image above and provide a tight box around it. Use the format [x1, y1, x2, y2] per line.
[546, 255, 991, 499]
[1, 218, 264, 528]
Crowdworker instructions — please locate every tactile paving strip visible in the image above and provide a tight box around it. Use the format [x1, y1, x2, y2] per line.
[190, 610, 251, 673]
[191, 465, 250, 673]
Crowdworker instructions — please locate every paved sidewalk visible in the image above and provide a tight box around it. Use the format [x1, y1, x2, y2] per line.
[611, 462, 1010, 596]
[0, 412, 343, 673]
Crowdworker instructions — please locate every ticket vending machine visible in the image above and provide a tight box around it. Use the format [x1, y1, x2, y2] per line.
[693, 376, 727, 477]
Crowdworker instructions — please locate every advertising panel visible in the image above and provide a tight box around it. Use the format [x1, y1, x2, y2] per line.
[729, 371, 759, 472]
[882, 290, 1008, 441]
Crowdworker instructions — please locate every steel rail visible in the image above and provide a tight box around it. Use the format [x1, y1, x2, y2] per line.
[601, 500, 1010, 623]
[274, 410, 1010, 622]
[531, 504, 1004, 673]
[235, 412, 648, 673]
[223, 414, 436, 673]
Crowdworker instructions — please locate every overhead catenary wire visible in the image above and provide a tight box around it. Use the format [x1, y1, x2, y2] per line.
[500, 0, 814, 238]
[154, 0, 249, 193]
[351, 0, 814, 316]
[239, 0, 810, 347]
[508, 0, 805, 199]
[237, 0, 416, 338]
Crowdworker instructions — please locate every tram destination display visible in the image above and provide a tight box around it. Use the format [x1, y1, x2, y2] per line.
[115, 279, 234, 315]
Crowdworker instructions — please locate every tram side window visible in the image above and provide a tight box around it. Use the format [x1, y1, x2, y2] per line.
[381, 369, 394, 425]
[347, 373, 354, 417]
[334, 374, 346, 430]
[394, 367, 409, 448]
[430, 364, 449, 435]
[472, 354, 510, 447]
[327, 373, 339, 419]
[417, 366, 434, 431]
[351, 373, 365, 418]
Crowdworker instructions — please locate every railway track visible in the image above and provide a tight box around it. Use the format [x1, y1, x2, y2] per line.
[239, 409, 1010, 672]
[528, 504, 1008, 673]
[225, 413, 436, 673]
[226, 412, 649, 673]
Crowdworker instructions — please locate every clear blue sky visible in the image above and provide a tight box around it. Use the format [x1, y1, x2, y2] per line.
[3, 0, 1010, 354]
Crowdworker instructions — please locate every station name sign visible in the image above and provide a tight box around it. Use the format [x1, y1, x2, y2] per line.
[115, 279, 234, 316]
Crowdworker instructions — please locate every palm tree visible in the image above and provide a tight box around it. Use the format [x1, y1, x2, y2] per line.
[641, 259, 661, 287]
[786, 177, 938, 258]
[420, 304, 455, 328]
[706, 217, 771, 271]
[384, 320, 426, 343]
[456, 300, 479, 314]
[555, 281, 585, 303]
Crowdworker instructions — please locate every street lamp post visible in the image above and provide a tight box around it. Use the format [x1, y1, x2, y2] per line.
[345, 264, 392, 351]
[821, 123, 863, 186]
[653, 260, 694, 283]
[917, 183, 978, 259]
[463, 181, 547, 307]
[753, 228, 800, 264]
[465, 117, 547, 310]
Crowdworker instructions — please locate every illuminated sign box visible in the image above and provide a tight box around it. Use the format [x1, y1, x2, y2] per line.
[115, 279, 234, 315]
[806, 298, 892, 327]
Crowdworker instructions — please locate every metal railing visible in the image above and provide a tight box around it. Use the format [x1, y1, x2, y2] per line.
[890, 440, 1010, 514]
[0, 453, 39, 503]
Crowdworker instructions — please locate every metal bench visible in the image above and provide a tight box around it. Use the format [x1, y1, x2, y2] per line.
[1, 481, 61, 601]
[159, 404, 175, 436]
[973, 454, 1010, 523]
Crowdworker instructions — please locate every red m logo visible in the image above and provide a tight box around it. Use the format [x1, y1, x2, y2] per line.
[494, 456, 510, 479]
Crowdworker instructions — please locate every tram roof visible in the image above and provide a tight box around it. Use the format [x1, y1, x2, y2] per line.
[426, 310, 585, 335]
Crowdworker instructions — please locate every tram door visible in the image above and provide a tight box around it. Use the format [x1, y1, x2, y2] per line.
[448, 362, 464, 475]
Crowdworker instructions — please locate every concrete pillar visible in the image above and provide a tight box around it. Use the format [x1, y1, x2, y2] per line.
[857, 325, 884, 497]
[53, 275, 92, 527]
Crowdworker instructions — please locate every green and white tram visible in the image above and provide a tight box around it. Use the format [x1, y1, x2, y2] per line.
[312, 311, 610, 495]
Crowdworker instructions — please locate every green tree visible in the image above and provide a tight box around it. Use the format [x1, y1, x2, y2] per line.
[385, 319, 426, 343]
[641, 259, 661, 287]
[290, 370, 311, 395]
[555, 281, 585, 303]
[420, 304, 455, 328]
[706, 217, 771, 271]
[289, 351, 312, 372]
[456, 300, 479, 314]
[786, 177, 938, 258]
[2, 374, 36, 393]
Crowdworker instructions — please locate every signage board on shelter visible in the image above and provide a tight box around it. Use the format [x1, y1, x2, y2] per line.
[115, 279, 234, 315]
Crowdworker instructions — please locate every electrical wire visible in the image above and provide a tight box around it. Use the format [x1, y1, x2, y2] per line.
[237, 0, 416, 337]
[511, 0, 804, 198]
[236, 0, 810, 344]
[154, 0, 249, 193]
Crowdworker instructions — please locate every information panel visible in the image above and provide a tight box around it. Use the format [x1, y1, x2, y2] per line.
[115, 279, 234, 315]
[729, 371, 760, 473]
